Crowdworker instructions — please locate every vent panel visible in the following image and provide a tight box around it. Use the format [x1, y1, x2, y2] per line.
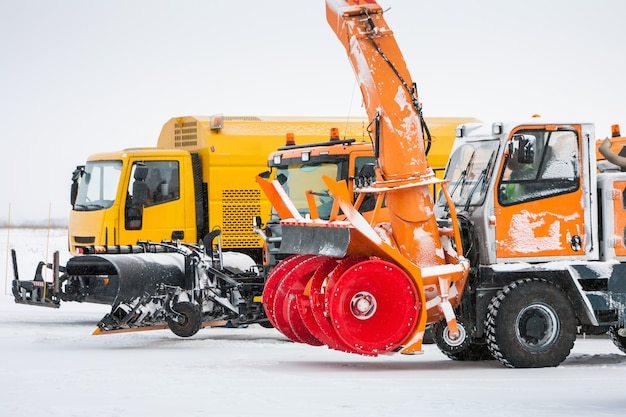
[174, 121, 198, 147]
[221, 189, 262, 248]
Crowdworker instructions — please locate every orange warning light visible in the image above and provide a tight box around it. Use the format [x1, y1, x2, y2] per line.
[612, 124, 621, 138]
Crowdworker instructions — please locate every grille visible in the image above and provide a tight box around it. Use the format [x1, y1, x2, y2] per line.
[174, 120, 198, 147]
[221, 189, 262, 248]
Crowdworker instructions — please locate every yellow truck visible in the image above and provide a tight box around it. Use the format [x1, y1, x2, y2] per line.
[68, 115, 369, 262]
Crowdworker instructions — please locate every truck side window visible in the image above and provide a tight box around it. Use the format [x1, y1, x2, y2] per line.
[498, 130, 579, 206]
[128, 161, 180, 207]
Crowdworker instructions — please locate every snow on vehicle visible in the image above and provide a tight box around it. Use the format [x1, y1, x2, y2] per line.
[258, 0, 626, 368]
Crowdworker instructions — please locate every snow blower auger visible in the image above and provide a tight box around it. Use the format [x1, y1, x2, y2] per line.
[257, 0, 470, 357]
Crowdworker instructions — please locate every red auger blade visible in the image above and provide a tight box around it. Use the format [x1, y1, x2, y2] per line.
[271, 255, 327, 344]
[295, 256, 356, 352]
[263, 254, 314, 330]
[313, 257, 369, 354]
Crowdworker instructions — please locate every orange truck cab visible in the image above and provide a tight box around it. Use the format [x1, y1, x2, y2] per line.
[433, 120, 626, 367]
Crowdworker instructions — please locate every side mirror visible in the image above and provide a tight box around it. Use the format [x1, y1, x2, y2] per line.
[132, 181, 148, 206]
[277, 173, 288, 185]
[70, 182, 79, 207]
[253, 215, 263, 228]
[258, 170, 272, 179]
[134, 164, 149, 181]
[511, 134, 536, 164]
[355, 162, 376, 187]
[70, 165, 85, 207]
[131, 163, 149, 206]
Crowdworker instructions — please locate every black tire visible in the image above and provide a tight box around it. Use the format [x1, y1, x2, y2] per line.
[258, 320, 274, 329]
[422, 324, 435, 344]
[434, 317, 493, 361]
[434, 317, 470, 357]
[609, 327, 626, 354]
[167, 302, 202, 338]
[485, 278, 576, 368]
[453, 343, 494, 361]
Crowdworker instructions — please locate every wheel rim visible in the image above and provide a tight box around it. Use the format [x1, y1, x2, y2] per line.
[442, 321, 467, 348]
[168, 302, 201, 337]
[515, 302, 559, 352]
[327, 259, 419, 355]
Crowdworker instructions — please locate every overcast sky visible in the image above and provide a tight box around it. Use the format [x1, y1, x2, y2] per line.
[1, 0, 625, 223]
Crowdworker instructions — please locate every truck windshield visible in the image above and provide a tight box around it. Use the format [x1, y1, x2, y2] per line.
[74, 160, 123, 211]
[438, 140, 500, 208]
[275, 161, 343, 220]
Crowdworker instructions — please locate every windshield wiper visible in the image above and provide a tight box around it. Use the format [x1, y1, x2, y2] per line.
[443, 151, 475, 214]
[463, 150, 495, 212]
[75, 203, 105, 211]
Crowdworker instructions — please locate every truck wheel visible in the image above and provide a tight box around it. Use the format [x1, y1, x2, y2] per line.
[434, 317, 492, 360]
[258, 320, 274, 329]
[167, 302, 202, 338]
[434, 317, 470, 357]
[609, 327, 626, 354]
[485, 278, 576, 368]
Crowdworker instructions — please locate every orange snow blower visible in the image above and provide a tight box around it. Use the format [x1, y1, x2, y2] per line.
[257, 0, 470, 356]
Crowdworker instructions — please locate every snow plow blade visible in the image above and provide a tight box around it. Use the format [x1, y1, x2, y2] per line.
[70, 252, 189, 335]
[93, 323, 169, 335]
[64, 252, 187, 305]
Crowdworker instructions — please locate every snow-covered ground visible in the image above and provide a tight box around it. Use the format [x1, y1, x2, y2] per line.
[2, 228, 626, 417]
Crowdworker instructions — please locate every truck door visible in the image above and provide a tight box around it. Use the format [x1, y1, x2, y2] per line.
[494, 126, 586, 260]
[120, 159, 189, 244]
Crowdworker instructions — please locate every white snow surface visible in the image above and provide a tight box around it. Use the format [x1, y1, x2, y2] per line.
[2, 228, 626, 417]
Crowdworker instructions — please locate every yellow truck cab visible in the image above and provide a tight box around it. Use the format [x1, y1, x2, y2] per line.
[68, 115, 369, 261]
